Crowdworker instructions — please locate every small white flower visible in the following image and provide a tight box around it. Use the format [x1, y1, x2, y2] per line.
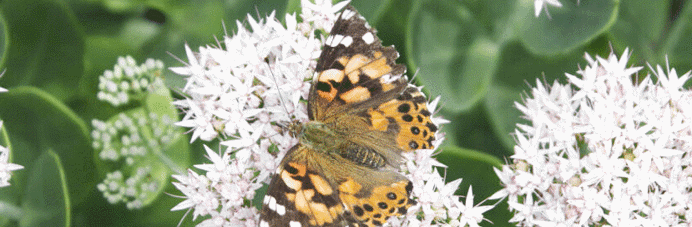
[496, 48, 692, 225]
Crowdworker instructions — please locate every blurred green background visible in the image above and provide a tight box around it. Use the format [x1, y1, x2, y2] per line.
[0, 0, 690, 226]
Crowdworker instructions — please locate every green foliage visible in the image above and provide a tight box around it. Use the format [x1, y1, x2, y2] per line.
[20, 150, 69, 227]
[0, 0, 689, 226]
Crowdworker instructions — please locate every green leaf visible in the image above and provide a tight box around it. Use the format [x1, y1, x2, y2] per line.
[518, 0, 619, 55]
[20, 150, 69, 227]
[609, 0, 669, 64]
[0, 0, 84, 101]
[484, 84, 523, 151]
[0, 87, 96, 207]
[661, 1, 692, 73]
[143, 91, 190, 175]
[409, 0, 500, 113]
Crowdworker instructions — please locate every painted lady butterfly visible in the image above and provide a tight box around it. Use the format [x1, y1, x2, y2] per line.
[259, 5, 437, 227]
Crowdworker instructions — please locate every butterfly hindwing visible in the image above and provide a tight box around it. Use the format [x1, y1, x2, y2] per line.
[368, 86, 438, 151]
[260, 146, 353, 227]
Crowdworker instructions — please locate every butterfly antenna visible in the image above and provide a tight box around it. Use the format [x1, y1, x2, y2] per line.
[265, 60, 293, 126]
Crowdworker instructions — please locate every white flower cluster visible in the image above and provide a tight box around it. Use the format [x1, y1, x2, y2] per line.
[170, 0, 493, 226]
[97, 56, 164, 106]
[494, 49, 692, 226]
[395, 134, 495, 227]
[92, 111, 178, 209]
[169, 0, 335, 225]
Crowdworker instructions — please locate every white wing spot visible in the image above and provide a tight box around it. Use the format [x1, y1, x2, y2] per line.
[326, 35, 335, 47]
[268, 195, 277, 211]
[341, 36, 353, 47]
[276, 203, 286, 215]
[341, 9, 356, 19]
[329, 34, 345, 47]
[362, 32, 375, 45]
[260, 221, 270, 227]
[263, 195, 272, 205]
[289, 221, 302, 227]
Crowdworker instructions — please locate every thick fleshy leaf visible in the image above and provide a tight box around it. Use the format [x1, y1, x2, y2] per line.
[409, 0, 500, 113]
[0, 0, 84, 100]
[484, 84, 523, 151]
[661, 2, 692, 73]
[0, 87, 96, 206]
[518, 0, 618, 55]
[20, 150, 69, 227]
[609, 0, 668, 65]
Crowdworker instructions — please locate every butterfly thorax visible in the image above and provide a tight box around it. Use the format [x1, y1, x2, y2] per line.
[293, 121, 341, 152]
[292, 120, 387, 169]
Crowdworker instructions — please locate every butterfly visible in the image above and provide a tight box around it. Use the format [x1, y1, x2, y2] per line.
[259, 5, 437, 227]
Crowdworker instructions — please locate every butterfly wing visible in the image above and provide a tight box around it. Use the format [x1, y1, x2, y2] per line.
[310, 6, 437, 159]
[260, 146, 356, 227]
[309, 6, 408, 123]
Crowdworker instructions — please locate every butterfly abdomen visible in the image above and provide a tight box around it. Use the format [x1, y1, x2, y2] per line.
[339, 142, 386, 169]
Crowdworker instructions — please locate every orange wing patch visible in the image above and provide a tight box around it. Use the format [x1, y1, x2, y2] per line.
[368, 86, 437, 151]
[279, 161, 346, 226]
[339, 179, 415, 227]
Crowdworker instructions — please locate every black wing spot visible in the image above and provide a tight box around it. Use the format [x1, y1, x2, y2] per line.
[397, 103, 410, 113]
[354, 206, 364, 217]
[398, 207, 408, 214]
[411, 126, 420, 135]
[332, 61, 346, 70]
[378, 202, 388, 209]
[316, 81, 332, 93]
[408, 141, 419, 149]
[387, 192, 397, 200]
[363, 203, 374, 212]
[426, 122, 438, 132]
[285, 164, 299, 175]
[420, 109, 431, 117]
